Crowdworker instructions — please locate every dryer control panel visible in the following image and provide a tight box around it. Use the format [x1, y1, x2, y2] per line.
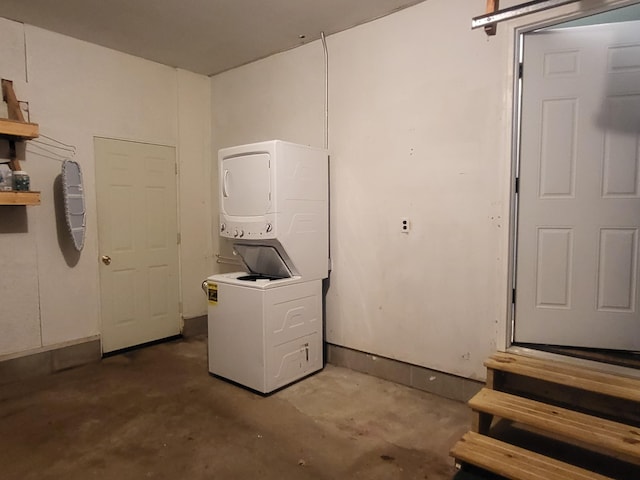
[220, 217, 276, 240]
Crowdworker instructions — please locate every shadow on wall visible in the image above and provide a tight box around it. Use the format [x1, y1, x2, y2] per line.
[595, 23, 640, 135]
[0, 205, 28, 233]
[53, 174, 81, 267]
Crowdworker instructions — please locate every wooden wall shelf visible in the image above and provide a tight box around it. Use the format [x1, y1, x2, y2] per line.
[0, 118, 39, 140]
[0, 191, 41, 205]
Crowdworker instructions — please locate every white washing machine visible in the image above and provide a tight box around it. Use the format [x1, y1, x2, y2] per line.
[206, 273, 323, 393]
[206, 140, 329, 393]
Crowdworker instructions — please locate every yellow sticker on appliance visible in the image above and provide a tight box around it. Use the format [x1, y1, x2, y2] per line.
[208, 282, 218, 304]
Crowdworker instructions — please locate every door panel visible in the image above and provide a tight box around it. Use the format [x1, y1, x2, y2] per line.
[535, 228, 573, 309]
[597, 228, 637, 312]
[515, 21, 640, 350]
[95, 138, 180, 353]
[602, 95, 640, 197]
[539, 98, 577, 197]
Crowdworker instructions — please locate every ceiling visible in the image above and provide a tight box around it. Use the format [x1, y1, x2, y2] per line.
[0, 0, 425, 76]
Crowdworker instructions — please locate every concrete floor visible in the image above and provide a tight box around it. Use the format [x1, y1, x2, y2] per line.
[0, 335, 473, 480]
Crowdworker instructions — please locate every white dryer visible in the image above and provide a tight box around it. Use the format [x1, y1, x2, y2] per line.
[206, 140, 328, 393]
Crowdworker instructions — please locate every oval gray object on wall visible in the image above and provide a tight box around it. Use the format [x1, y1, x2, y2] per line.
[62, 160, 86, 251]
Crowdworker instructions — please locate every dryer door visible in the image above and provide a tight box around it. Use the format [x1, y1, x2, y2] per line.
[220, 153, 271, 216]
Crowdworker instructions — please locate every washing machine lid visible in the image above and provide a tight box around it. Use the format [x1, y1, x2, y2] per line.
[234, 244, 292, 278]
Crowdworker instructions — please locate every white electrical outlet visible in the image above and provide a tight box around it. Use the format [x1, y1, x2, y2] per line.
[401, 218, 410, 234]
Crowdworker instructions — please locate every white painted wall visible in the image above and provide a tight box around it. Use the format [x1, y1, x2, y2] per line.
[177, 70, 213, 320]
[0, 19, 212, 357]
[210, 0, 634, 380]
[326, 1, 512, 380]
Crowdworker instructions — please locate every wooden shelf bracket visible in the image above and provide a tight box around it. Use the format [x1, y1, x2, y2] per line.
[484, 0, 500, 36]
[2, 79, 26, 123]
[1, 79, 39, 171]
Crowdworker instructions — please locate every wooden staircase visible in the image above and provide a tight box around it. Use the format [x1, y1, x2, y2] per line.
[450, 352, 640, 480]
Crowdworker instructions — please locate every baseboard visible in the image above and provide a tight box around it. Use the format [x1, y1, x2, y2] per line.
[0, 336, 101, 386]
[326, 343, 482, 403]
[182, 315, 207, 338]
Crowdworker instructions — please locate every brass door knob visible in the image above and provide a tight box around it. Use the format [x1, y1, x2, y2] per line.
[101, 255, 112, 265]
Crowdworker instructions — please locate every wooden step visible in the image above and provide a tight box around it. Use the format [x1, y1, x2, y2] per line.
[469, 388, 640, 464]
[451, 431, 614, 480]
[485, 352, 640, 403]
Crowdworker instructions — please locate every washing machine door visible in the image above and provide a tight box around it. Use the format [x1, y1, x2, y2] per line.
[234, 244, 292, 279]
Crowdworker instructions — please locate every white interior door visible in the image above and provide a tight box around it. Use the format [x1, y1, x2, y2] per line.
[95, 138, 180, 353]
[515, 21, 640, 350]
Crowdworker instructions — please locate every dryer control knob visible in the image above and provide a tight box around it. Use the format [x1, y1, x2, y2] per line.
[239, 230, 245, 238]
[266, 223, 273, 233]
[233, 229, 239, 237]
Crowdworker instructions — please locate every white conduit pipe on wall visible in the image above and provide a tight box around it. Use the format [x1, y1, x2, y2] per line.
[321, 31, 328, 151]
[320, 31, 332, 270]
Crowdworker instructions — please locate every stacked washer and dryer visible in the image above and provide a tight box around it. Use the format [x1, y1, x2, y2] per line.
[205, 140, 329, 394]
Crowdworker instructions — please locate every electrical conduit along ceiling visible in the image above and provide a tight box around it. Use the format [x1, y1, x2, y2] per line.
[0, 0, 425, 76]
